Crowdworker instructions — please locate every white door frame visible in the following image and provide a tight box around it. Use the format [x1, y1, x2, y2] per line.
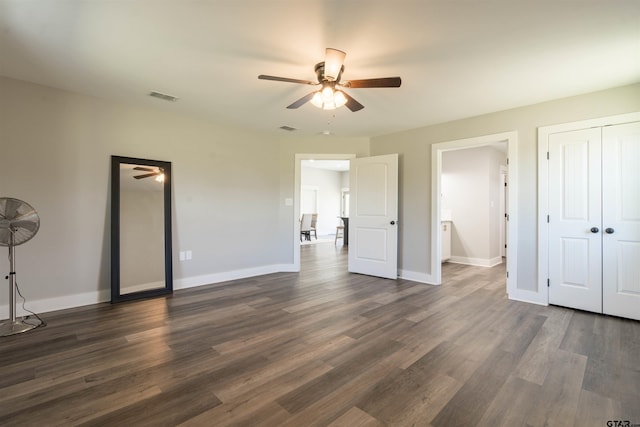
[431, 131, 519, 297]
[537, 112, 640, 306]
[293, 153, 356, 271]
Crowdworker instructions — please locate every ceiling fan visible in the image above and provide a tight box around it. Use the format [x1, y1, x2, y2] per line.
[133, 166, 164, 180]
[258, 48, 401, 112]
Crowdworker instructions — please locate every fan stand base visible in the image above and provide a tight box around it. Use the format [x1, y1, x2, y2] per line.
[0, 317, 43, 337]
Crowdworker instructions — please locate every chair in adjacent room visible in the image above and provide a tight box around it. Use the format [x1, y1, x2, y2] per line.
[335, 219, 345, 245]
[300, 213, 312, 241]
[310, 213, 318, 240]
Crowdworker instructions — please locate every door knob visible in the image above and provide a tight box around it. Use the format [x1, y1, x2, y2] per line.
[390, 221, 396, 225]
[605, 228, 615, 234]
[590, 227, 599, 233]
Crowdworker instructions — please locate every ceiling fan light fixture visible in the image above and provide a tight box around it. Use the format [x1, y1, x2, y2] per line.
[310, 87, 346, 110]
[322, 86, 334, 101]
[310, 91, 323, 108]
[333, 90, 347, 108]
[324, 48, 346, 81]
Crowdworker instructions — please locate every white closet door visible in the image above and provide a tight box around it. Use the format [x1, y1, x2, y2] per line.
[548, 128, 603, 313]
[602, 121, 640, 321]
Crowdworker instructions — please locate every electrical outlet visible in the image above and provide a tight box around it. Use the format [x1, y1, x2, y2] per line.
[179, 251, 186, 261]
[186, 250, 192, 260]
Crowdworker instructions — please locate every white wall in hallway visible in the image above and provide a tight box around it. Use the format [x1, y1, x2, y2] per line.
[442, 146, 506, 266]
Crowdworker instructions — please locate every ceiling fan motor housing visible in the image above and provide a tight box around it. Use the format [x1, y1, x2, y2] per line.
[314, 62, 344, 83]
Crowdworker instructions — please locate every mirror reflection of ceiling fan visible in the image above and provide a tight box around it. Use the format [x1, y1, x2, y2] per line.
[258, 48, 401, 111]
[133, 166, 164, 181]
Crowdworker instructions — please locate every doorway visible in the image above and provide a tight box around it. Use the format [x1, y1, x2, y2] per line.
[293, 153, 355, 271]
[431, 131, 519, 296]
[440, 143, 507, 268]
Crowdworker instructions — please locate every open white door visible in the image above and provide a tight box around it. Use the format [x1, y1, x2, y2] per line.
[348, 154, 398, 279]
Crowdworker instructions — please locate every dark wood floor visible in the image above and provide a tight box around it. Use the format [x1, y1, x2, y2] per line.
[1, 243, 639, 426]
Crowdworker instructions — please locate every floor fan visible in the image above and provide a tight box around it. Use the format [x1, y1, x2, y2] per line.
[0, 197, 43, 336]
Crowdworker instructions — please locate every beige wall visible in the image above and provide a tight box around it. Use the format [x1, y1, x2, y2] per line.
[371, 82, 640, 294]
[1, 73, 638, 315]
[0, 76, 368, 316]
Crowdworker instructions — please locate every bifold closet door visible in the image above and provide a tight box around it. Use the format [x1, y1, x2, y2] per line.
[602, 121, 640, 321]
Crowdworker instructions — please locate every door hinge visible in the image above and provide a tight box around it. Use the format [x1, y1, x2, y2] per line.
[505, 244, 507, 248]
[506, 158, 509, 165]
[546, 151, 549, 160]
[506, 271, 509, 278]
[547, 278, 550, 287]
[547, 215, 550, 223]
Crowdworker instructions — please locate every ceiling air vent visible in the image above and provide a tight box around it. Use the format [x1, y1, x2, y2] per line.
[279, 126, 297, 132]
[149, 91, 179, 102]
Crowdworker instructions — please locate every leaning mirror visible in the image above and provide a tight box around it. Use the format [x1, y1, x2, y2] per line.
[111, 156, 173, 302]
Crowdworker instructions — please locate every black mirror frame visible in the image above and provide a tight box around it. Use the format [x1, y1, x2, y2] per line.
[110, 155, 173, 303]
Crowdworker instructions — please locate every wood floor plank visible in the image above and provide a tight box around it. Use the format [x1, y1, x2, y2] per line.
[475, 375, 543, 427]
[430, 348, 520, 426]
[1, 244, 638, 426]
[513, 306, 574, 384]
[327, 407, 384, 427]
[526, 349, 587, 427]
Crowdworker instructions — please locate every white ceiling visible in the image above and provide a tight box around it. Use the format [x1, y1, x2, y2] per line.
[1, 0, 638, 138]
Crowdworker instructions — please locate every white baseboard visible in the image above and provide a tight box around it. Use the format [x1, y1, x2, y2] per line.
[0, 263, 298, 320]
[173, 264, 297, 290]
[0, 289, 111, 320]
[508, 289, 548, 306]
[398, 269, 438, 285]
[447, 256, 503, 268]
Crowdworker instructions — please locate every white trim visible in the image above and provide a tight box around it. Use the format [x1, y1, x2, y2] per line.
[174, 264, 297, 289]
[294, 153, 356, 271]
[398, 269, 437, 285]
[537, 112, 640, 307]
[431, 131, 519, 299]
[0, 264, 298, 318]
[447, 256, 503, 268]
[0, 289, 111, 319]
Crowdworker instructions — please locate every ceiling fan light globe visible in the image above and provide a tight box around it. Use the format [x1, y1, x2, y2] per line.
[323, 100, 336, 110]
[310, 92, 323, 108]
[321, 86, 334, 101]
[334, 91, 347, 108]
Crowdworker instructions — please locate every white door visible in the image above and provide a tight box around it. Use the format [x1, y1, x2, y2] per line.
[548, 128, 603, 313]
[602, 122, 640, 321]
[348, 154, 398, 279]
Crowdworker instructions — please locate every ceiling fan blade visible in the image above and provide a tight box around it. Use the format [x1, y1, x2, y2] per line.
[286, 92, 316, 109]
[324, 48, 346, 81]
[133, 166, 155, 172]
[342, 92, 365, 112]
[134, 172, 159, 179]
[341, 77, 402, 88]
[258, 75, 317, 85]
